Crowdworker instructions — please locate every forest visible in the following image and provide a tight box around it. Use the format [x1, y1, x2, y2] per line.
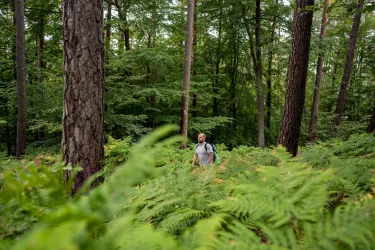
[1, 0, 375, 249]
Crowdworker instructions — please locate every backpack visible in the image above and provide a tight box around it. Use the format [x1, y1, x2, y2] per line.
[195, 142, 221, 164]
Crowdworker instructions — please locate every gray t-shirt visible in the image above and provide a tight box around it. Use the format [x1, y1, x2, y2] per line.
[195, 142, 213, 165]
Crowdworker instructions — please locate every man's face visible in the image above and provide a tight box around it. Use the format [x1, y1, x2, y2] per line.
[198, 134, 205, 143]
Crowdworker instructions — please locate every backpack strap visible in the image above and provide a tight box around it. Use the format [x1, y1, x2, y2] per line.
[204, 142, 207, 152]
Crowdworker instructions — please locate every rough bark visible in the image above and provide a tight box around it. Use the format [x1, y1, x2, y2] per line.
[334, 0, 364, 131]
[179, 0, 194, 148]
[277, 0, 315, 156]
[308, 0, 329, 143]
[255, 0, 265, 148]
[368, 104, 375, 133]
[16, 0, 27, 158]
[62, 0, 105, 193]
[266, 0, 278, 141]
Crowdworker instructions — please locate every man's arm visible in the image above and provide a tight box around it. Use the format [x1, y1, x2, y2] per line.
[192, 153, 198, 165]
[209, 152, 214, 164]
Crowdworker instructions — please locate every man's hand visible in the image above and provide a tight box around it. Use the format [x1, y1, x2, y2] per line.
[192, 153, 198, 166]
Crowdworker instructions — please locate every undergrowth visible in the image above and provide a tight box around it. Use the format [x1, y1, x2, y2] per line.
[1, 128, 375, 250]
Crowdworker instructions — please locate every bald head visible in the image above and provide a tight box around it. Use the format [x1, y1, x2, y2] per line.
[198, 133, 206, 143]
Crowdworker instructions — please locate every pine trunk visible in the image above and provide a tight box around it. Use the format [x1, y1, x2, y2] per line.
[16, 0, 27, 158]
[255, 0, 265, 148]
[62, 0, 105, 193]
[368, 104, 375, 133]
[334, 0, 364, 131]
[308, 0, 329, 143]
[179, 0, 194, 148]
[277, 0, 315, 156]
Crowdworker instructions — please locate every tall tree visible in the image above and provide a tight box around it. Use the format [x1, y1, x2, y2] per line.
[15, 0, 27, 158]
[105, 0, 112, 62]
[179, 0, 194, 147]
[368, 104, 375, 133]
[255, 0, 265, 148]
[62, 0, 105, 193]
[277, 0, 314, 156]
[191, 0, 198, 118]
[266, 0, 278, 142]
[333, 0, 364, 132]
[308, 0, 329, 143]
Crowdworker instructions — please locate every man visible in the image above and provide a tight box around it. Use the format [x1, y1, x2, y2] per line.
[192, 133, 213, 166]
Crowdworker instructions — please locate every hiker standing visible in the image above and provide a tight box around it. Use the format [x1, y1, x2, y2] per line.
[192, 133, 213, 166]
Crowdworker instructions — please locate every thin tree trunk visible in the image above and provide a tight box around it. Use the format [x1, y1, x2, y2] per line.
[213, 2, 222, 118]
[62, 0, 105, 194]
[255, 0, 265, 148]
[308, 0, 329, 143]
[124, 13, 131, 51]
[179, 0, 195, 148]
[16, 0, 27, 158]
[230, 33, 239, 130]
[334, 0, 364, 132]
[277, 0, 315, 156]
[105, 0, 112, 62]
[266, 0, 278, 141]
[368, 104, 375, 133]
[192, 0, 198, 118]
[38, 16, 45, 68]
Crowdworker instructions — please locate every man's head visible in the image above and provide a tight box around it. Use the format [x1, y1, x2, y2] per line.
[198, 133, 206, 143]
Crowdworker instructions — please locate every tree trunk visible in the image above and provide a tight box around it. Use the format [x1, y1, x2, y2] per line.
[266, 0, 278, 142]
[255, 0, 265, 148]
[192, 0, 198, 118]
[62, 0, 105, 194]
[105, 0, 112, 62]
[213, 2, 222, 119]
[277, 0, 315, 156]
[368, 104, 375, 133]
[334, 0, 364, 132]
[16, 0, 27, 158]
[179, 0, 194, 148]
[38, 15, 45, 68]
[308, 0, 329, 143]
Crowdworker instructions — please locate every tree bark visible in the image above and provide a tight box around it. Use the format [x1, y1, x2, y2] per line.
[192, 0, 198, 118]
[255, 0, 265, 148]
[308, 0, 329, 143]
[277, 0, 315, 156]
[16, 0, 27, 158]
[179, 0, 194, 148]
[368, 104, 375, 133]
[334, 0, 364, 132]
[62, 0, 105, 193]
[266, 0, 278, 142]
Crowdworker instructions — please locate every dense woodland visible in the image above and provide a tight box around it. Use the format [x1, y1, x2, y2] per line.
[1, 0, 375, 249]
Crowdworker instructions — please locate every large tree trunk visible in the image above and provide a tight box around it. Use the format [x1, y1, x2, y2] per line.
[15, 0, 27, 158]
[266, 0, 278, 142]
[255, 0, 265, 148]
[308, 0, 329, 143]
[368, 104, 375, 133]
[179, 0, 194, 148]
[277, 0, 315, 156]
[334, 0, 364, 132]
[62, 0, 105, 194]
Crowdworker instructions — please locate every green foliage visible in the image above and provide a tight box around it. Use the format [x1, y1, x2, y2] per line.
[1, 131, 375, 249]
